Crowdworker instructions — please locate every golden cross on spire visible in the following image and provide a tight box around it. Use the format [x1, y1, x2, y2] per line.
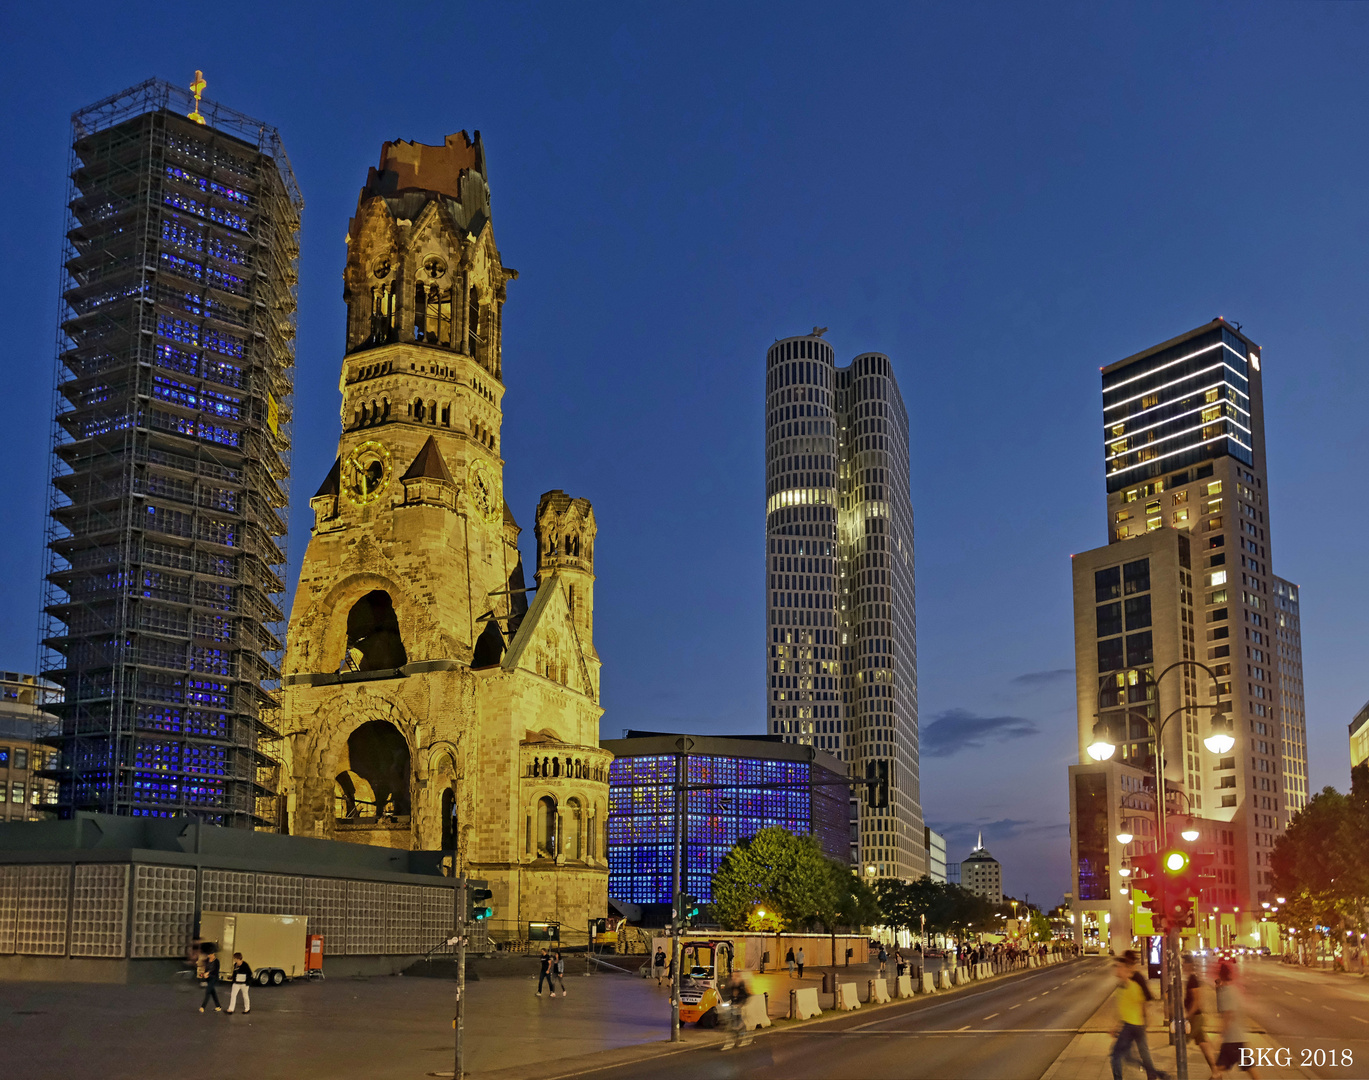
[188, 70, 207, 125]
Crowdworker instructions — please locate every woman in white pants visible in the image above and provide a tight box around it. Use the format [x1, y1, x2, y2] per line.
[228, 952, 252, 1014]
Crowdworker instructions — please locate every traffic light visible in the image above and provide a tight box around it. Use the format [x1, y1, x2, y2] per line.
[865, 761, 890, 809]
[468, 880, 493, 922]
[684, 895, 700, 926]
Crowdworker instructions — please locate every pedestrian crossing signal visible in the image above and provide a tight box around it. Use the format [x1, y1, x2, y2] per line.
[469, 885, 493, 921]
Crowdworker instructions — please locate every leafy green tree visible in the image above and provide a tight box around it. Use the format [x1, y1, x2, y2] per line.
[711, 826, 833, 931]
[1270, 764, 1369, 960]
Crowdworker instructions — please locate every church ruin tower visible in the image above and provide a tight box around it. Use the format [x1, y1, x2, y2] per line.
[277, 133, 608, 942]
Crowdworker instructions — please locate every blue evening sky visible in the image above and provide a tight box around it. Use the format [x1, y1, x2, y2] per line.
[2, 3, 1365, 906]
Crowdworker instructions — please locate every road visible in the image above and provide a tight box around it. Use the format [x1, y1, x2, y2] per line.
[574, 958, 1115, 1080]
[1226, 958, 1369, 1078]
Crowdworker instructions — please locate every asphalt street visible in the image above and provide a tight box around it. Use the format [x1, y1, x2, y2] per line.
[572, 958, 1115, 1080]
[1225, 958, 1369, 1078]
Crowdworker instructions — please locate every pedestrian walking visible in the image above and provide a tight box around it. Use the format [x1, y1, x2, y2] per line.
[786, 947, 796, 978]
[536, 947, 556, 997]
[796, 947, 805, 978]
[1108, 951, 1167, 1080]
[1185, 971, 1218, 1076]
[653, 947, 666, 984]
[719, 972, 754, 1051]
[198, 948, 223, 1013]
[1215, 962, 1259, 1077]
[895, 949, 905, 979]
[878, 944, 888, 978]
[553, 950, 567, 995]
[226, 952, 252, 1014]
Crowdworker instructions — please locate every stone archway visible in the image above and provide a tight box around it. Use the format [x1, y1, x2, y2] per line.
[341, 719, 412, 819]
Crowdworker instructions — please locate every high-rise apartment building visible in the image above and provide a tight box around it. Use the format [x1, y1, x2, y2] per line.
[763, 332, 923, 880]
[1069, 319, 1304, 949]
[40, 78, 300, 826]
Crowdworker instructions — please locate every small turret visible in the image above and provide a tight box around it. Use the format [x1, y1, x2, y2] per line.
[535, 490, 596, 656]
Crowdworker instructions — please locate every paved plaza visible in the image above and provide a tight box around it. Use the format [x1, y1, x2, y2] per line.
[0, 966, 676, 1080]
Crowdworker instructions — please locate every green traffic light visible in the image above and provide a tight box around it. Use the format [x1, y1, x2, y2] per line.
[1164, 850, 1189, 874]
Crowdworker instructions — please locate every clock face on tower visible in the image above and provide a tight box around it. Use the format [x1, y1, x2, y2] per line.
[344, 440, 393, 505]
[467, 458, 502, 523]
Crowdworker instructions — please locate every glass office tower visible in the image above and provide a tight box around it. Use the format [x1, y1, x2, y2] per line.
[763, 332, 924, 880]
[1071, 318, 1305, 934]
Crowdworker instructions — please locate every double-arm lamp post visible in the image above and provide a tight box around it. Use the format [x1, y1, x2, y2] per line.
[1085, 659, 1235, 1080]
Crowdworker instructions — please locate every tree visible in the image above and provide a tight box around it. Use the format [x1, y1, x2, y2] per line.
[711, 826, 834, 931]
[1270, 764, 1369, 964]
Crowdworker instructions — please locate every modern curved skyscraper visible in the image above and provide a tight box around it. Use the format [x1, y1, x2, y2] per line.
[764, 332, 924, 881]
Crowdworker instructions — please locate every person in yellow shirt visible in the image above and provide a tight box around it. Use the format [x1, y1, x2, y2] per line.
[1110, 950, 1169, 1080]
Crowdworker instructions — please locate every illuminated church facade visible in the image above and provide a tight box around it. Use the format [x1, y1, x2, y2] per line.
[278, 132, 608, 937]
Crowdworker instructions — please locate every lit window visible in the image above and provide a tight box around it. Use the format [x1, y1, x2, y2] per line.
[1209, 571, 1227, 586]
[1206, 481, 1223, 496]
[1173, 510, 1189, 524]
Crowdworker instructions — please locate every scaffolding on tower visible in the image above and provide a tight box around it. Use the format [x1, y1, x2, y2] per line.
[38, 77, 301, 828]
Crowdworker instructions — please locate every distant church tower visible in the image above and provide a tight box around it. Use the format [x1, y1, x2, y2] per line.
[278, 133, 608, 938]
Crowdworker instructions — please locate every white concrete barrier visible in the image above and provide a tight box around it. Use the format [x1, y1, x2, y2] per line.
[741, 993, 771, 1030]
[869, 978, 890, 1003]
[896, 974, 913, 999]
[919, 971, 936, 994]
[936, 969, 953, 990]
[791, 987, 823, 1020]
[837, 982, 861, 1010]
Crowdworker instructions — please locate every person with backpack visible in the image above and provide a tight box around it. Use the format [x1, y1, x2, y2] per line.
[1109, 951, 1167, 1080]
[227, 952, 252, 1014]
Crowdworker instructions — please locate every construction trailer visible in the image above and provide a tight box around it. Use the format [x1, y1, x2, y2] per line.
[199, 911, 308, 984]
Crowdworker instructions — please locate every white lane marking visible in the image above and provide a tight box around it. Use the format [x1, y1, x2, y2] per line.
[1322, 1006, 1336, 1013]
[1009, 1003, 1021, 1009]
[1353, 1017, 1369, 1024]
[1028, 995, 1038, 1001]
[956, 1025, 971, 1031]
[983, 1013, 999, 1020]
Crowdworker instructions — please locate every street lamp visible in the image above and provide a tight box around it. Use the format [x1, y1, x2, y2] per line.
[1181, 816, 1200, 843]
[1116, 829, 1134, 845]
[1090, 661, 1230, 1080]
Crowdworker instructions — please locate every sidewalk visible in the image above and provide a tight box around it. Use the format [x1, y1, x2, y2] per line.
[1041, 982, 1308, 1080]
[1040, 1031, 1313, 1080]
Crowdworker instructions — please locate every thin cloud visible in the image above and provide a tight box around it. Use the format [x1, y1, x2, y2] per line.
[922, 708, 1039, 757]
[1011, 668, 1074, 687]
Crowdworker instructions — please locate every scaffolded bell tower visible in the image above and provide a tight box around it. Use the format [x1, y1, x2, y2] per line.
[278, 133, 608, 941]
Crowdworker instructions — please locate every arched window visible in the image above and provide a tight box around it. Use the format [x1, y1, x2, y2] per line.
[413, 399, 425, 422]
[467, 287, 481, 356]
[414, 282, 429, 342]
[440, 785, 457, 850]
[428, 399, 438, 425]
[531, 757, 540, 778]
[340, 719, 411, 819]
[345, 591, 408, 670]
[536, 795, 557, 858]
[564, 797, 583, 860]
[552, 758, 560, 778]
